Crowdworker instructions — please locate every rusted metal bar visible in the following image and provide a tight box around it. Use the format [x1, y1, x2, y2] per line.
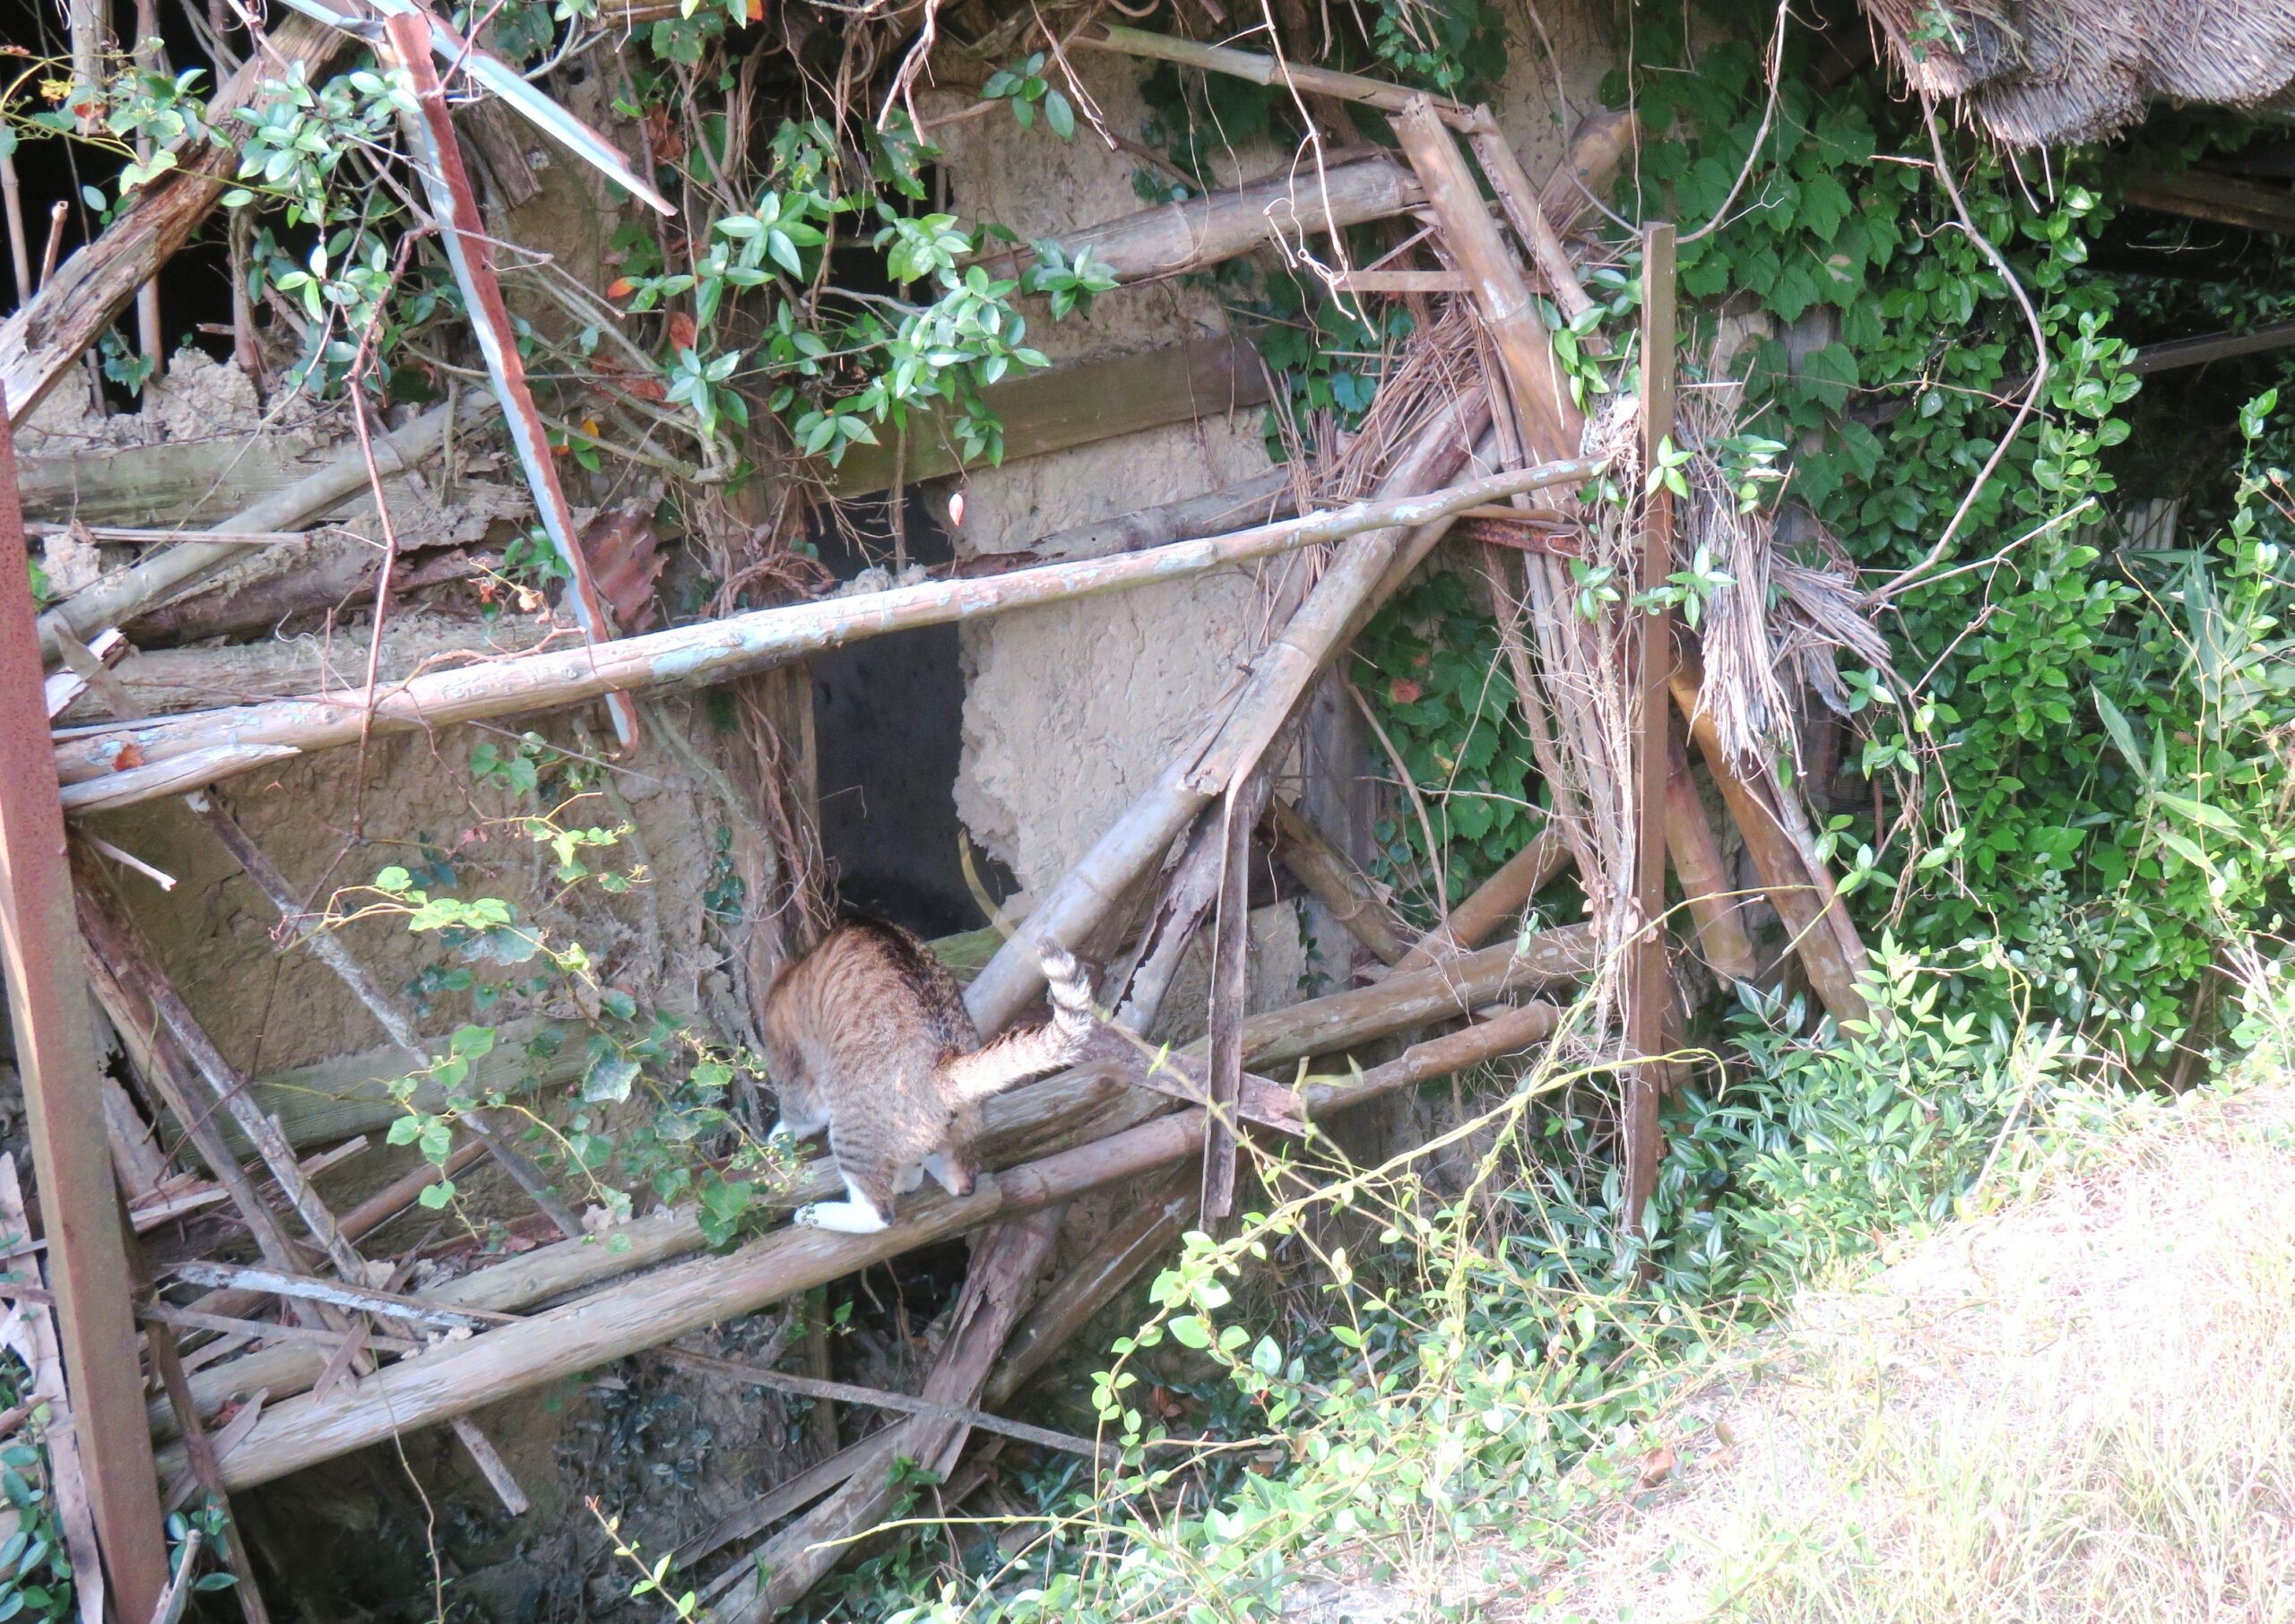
[377, 11, 640, 747]
[1624, 222, 1677, 1242]
[0, 410, 169, 1620]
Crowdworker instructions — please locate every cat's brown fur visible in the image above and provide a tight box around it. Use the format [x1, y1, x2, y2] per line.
[762, 917, 1095, 1233]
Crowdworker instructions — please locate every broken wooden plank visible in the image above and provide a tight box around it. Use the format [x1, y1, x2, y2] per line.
[1663, 724, 1759, 984]
[2125, 169, 2295, 236]
[1467, 112, 1598, 324]
[169, 1261, 515, 1331]
[831, 333, 1271, 493]
[57, 458, 1601, 808]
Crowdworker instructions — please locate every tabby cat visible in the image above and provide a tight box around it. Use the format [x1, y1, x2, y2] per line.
[762, 917, 1096, 1233]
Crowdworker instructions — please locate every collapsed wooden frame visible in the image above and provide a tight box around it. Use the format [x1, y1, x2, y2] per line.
[4, 28, 1886, 1617]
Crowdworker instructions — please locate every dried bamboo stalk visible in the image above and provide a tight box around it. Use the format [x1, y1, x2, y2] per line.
[1668, 656, 1868, 1023]
[1663, 725, 1759, 982]
[1387, 823, 1570, 976]
[709, 1212, 1069, 1620]
[1270, 797, 1410, 965]
[1072, 23, 1476, 127]
[1465, 114, 1597, 324]
[1390, 98, 1583, 463]
[56, 461, 1594, 810]
[1300, 998, 1560, 1114]
[966, 397, 1536, 1032]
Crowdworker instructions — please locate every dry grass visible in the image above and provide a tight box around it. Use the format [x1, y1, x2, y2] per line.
[1538, 1086, 2295, 1624]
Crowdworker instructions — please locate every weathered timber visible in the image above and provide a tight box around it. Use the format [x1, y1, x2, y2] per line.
[39, 395, 482, 653]
[1392, 97, 1583, 464]
[1625, 222, 1679, 1236]
[0, 411, 169, 1618]
[1269, 796, 1410, 965]
[1301, 999, 1561, 1114]
[1072, 23, 1476, 126]
[16, 440, 315, 529]
[831, 333, 1272, 494]
[963, 395, 1525, 1032]
[1466, 114, 1597, 324]
[0, 14, 341, 424]
[2125, 169, 2295, 235]
[1541, 108, 1639, 237]
[983, 156, 1421, 290]
[1662, 725, 1759, 983]
[158, 925, 1589, 1442]
[58, 458, 1600, 809]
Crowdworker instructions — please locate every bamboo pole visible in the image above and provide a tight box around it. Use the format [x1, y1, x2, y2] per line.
[1465, 113, 1597, 325]
[964, 397, 1526, 1033]
[1300, 998, 1560, 1114]
[711, 1211, 1068, 1620]
[1662, 725, 1759, 983]
[1070, 23, 1477, 128]
[1269, 797, 1409, 965]
[991, 156, 1421, 288]
[155, 925, 1590, 1454]
[1390, 98, 1583, 466]
[1387, 823, 1570, 976]
[56, 459, 1596, 809]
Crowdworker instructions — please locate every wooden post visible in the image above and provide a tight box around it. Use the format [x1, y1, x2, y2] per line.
[0, 396, 169, 1618]
[1624, 223, 1677, 1242]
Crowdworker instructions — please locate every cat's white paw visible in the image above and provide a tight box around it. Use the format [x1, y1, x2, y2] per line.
[792, 1199, 889, 1235]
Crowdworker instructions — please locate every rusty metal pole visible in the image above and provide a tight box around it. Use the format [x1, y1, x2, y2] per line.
[0, 403, 170, 1617]
[1624, 222, 1678, 1243]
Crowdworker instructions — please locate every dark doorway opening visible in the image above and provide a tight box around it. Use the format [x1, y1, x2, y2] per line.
[809, 498, 1014, 940]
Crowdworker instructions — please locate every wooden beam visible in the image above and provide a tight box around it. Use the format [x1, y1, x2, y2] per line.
[830, 333, 1271, 494]
[1268, 796, 1410, 964]
[0, 395, 169, 1619]
[1072, 24, 1477, 128]
[1387, 823, 1570, 976]
[1624, 222, 1677, 1240]
[2125, 170, 2295, 236]
[1390, 97, 1583, 463]
[56, 456, 1597, 810]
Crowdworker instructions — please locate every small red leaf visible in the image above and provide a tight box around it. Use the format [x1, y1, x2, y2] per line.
[606, 277, 635, 299]
[666, 311, 697, 351]
[1388, 678, 1423, 705]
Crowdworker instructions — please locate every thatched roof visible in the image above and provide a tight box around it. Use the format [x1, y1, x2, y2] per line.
[1860, 0, 2295, 145]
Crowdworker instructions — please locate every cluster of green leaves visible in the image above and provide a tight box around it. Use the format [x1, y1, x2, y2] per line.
[1350, 571, 1547, 917]
[981, 52, 1078, 141]
[609, 112, 1113, 469]
[344, 776, 789, 1248]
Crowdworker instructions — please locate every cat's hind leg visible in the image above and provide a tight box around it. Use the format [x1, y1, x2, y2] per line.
[792, 1171, 891, 1234]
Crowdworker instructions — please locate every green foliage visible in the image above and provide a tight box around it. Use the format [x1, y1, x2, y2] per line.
[1349, 570, 1547, 916]
[981, 53, 1078, 142]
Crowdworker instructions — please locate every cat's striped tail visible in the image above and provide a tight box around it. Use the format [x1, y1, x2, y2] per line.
[940, 942, 1096, 1100]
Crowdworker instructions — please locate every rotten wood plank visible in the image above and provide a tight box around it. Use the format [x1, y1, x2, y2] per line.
[830, 333, 1271, 494]
[0, 409, 169, 1619]
[1269, 796, 1410, 965]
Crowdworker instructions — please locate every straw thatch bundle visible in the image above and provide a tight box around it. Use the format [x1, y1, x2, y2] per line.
[1862, 0, 2295, 144]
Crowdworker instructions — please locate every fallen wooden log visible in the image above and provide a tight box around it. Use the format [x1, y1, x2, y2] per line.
[56, 458, 1598, 808]
[155, 925, 1590, 1440]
